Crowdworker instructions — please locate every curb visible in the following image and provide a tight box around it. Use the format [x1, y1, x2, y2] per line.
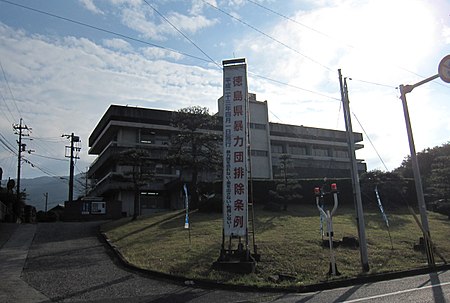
[99, 230, 450, 293]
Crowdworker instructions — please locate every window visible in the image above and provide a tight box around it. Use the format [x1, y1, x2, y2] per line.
[313, 148, 329, 157]
[81, 202, 90, 215]
[271, 144, 283, 154]
[140, 192, 165, 209]
[251, 150, 268, 157]
[250, 123, 266, 130]
[140, 129, 155, 144]
[334, 150, 348, 158]
[289, 145, 306, 155]
[91, 202, 106, 214]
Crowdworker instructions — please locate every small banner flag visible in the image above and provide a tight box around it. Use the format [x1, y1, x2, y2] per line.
[375, 186, 389, 228]
[319, 205, 325, 237]
[184, 184, 189, 229]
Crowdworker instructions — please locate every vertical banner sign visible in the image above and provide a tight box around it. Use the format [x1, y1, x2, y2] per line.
[184, 184, 189, 229]
[223, 60, 248, 237]
[374, 186, 389, 228]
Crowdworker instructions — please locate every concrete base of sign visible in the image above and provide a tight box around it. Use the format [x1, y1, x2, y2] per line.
[212, 248, 257, 274]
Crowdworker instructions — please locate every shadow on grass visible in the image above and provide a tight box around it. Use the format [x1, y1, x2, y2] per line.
[167, 243, 220, 276]
[363, 213, 412, 230]
[111, 211, 186, 242]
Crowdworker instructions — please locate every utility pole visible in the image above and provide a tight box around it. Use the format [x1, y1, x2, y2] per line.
[338, 69, 370, 272]
[399, 79, 438, 267]
[13, 118, 31, 201]
[63, 133, 80, 203]
[44, 192, 48, 212]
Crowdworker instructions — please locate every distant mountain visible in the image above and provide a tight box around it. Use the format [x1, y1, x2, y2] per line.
[2, 174, 87, 211]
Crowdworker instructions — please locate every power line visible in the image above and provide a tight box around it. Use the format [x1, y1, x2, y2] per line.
[349, 77, 397, 89]
[0, 59, 22, 118]
[352, 112, 389, 171]
[142, 0, 221, 69]
[244, 0, 447, 90]
[22, 156, 67, 182]
[31, 137, 65, 161]
[28, 153, 68, 162]
[0, 0, 212, 64]
[249, 71, 340, 101]
[0, 0, 344, 103]
[0, 81, 16, 124]
[246, 0, 355, 50]
[0, 131, 17, 155]
[202, 0, 333, 72]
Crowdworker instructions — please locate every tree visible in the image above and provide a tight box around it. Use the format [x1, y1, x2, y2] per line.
[360, 170, 409, 208]
[279, 153, 292, 187]
[118, 149, 155, 220]
[267, 154, 302, 210]
[428, 155, 450, 200]
[169, 106, 221, 209]
[395, 142, 450, 203]
[268, 180, 303, 211]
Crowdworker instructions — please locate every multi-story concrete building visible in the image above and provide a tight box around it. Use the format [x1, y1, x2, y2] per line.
[87, 94, 366, 217]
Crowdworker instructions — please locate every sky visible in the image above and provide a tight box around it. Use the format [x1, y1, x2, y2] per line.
[0, 0, 449, 184]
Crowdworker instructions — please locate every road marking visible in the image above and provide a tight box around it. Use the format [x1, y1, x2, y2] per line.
[339, 281, 450, 302]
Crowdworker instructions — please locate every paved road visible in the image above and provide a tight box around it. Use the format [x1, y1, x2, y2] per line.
[1, 221, 449, 302]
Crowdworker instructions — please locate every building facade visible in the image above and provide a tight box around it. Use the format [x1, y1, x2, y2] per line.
[87, 94, 366, 216]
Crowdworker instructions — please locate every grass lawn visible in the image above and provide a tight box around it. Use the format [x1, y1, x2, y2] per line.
[101, 204, 450, 288]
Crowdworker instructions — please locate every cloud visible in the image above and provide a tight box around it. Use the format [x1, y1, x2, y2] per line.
[140, 46, 184, 60]
[0, 23, 222, 178]
[444, 25, 450, 44]
[232, 0, 449, 171]
[102, 38, 131, 51]
[0, 0, 448, 179]
[190, 0, 217, 15]
[116, 1, 218, 41]
[165, 12, 219, 35]
[78, 0, 104, 15]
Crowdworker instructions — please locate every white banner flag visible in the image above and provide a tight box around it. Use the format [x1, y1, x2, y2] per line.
[222, 60, 248, 237]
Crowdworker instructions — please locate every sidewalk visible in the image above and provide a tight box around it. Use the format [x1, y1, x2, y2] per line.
[0, 224, 50, 303]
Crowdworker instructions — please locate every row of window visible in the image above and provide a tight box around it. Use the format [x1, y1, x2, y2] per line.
[271, 144, 348, 158]
[138, 124, 266, 145]
[137, 130, 349, 159]
[139, 129, 170, 145]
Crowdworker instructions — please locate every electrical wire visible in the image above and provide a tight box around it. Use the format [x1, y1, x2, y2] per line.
[250, 72, 340, 101]
[0, 0, 212, 64]
[22, 156, 68, 183]
[349, 78, 397, 89]
[0, 90, 15, 124]
[0, 0, 343, 107]
[28, 153, 68, 162]
[201, 0, 333, 72]
[31, 137, 65, 161]
[0, 59, 22, 118]
[244, 0, 447, 90]
[0, 131, 17, 155]
[246, 0, 355, 50]
[142, 0, 221, 69]
[352, 112, 389, 171]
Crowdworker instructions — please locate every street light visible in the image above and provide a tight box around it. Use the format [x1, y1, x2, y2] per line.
[398, 54, 450, 267]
